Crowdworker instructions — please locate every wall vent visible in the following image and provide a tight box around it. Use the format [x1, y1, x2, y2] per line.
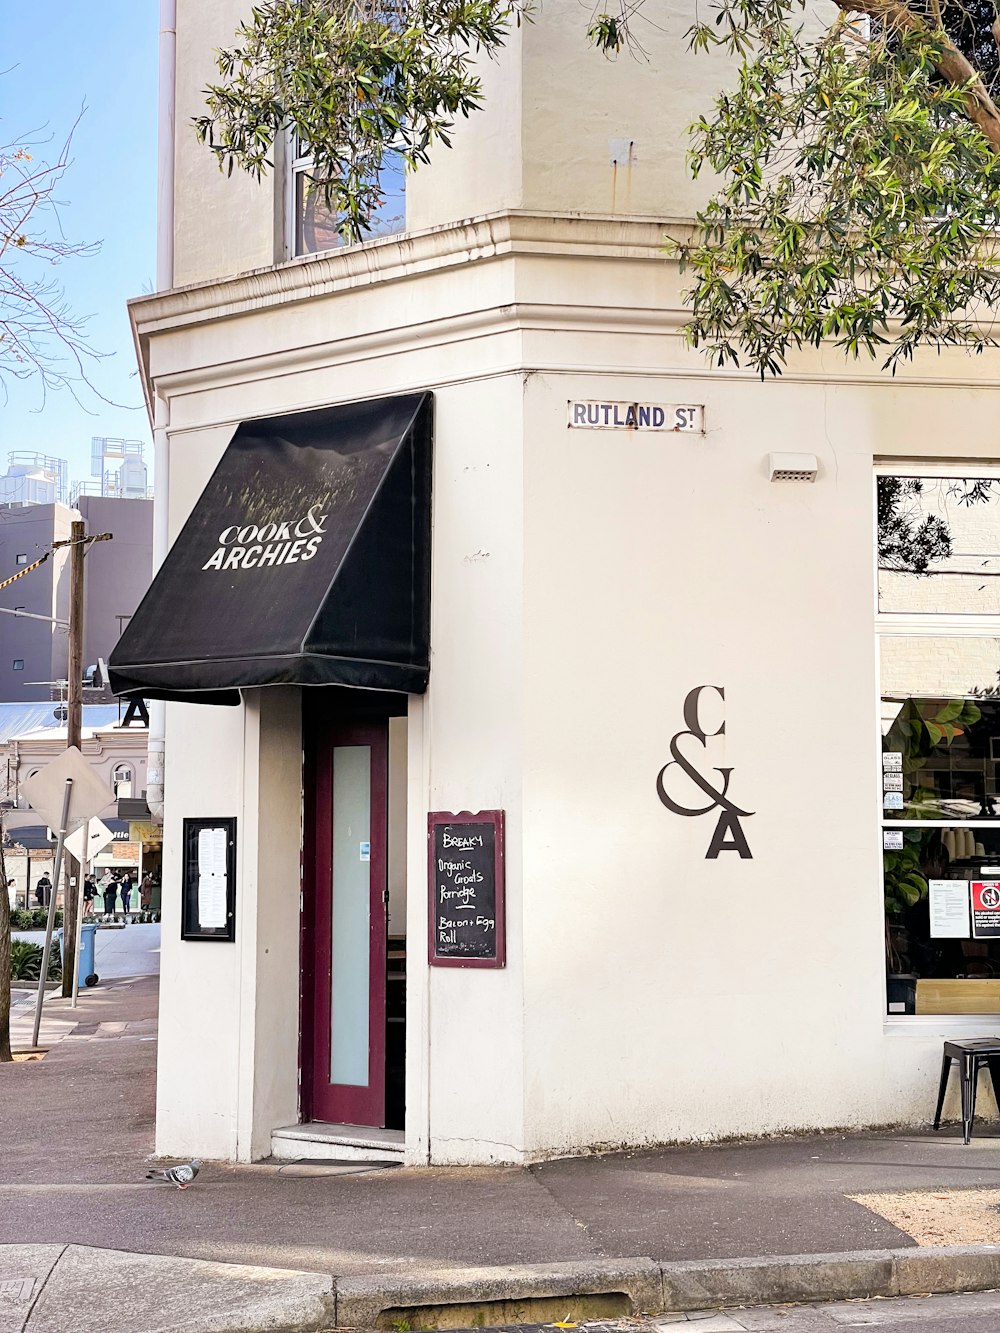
[768, 452, 818, 482]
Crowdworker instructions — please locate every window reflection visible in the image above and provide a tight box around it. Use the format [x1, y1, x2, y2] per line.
[293, 153, 406, 257]
[877, 475, 1000, 615]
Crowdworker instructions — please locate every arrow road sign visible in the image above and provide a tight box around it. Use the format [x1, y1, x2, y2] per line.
[65, 817, 116, 863]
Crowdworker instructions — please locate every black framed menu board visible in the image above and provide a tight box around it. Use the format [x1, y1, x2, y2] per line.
[427, 810, 505, 968]
[181, 817, 237, 941]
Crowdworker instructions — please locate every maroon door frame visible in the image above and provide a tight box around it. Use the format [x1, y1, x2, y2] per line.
[301, 716, 388, 1127]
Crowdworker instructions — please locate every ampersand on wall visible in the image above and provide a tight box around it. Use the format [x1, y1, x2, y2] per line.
[655, 686, 754, 859]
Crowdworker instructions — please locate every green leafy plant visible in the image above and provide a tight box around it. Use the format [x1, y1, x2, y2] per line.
[9, 938, 60, 983]
[883, 840, 930, 916]
[884, 696, 982, 796]
[675, 0, 1000, 376]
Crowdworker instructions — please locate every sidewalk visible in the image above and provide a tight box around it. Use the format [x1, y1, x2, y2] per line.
[4, 976, 1000, 1330]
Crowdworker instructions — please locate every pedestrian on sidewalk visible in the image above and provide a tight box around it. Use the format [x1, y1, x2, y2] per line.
[121, 871, 134, 921]
[35, 874, 52, 908]
[139, 872, 153, 911]
[102, 873, 118, 920]
[83, 875, 96, 917]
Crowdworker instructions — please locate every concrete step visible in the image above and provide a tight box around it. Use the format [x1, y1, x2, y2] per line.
[270, 1121, 404, 1163]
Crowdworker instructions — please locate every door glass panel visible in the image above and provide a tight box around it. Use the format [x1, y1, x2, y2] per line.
[330, 745, 371, 1086]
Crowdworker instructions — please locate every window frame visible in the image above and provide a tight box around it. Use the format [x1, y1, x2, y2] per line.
[875, 462, 1000, 1027]
[282, 129, 406, 260]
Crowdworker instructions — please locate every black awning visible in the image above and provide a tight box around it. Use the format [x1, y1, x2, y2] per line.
[109, 393, 432, 705]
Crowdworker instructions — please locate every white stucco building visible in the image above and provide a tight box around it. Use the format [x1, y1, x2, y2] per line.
[110, 0, 1000, 1166]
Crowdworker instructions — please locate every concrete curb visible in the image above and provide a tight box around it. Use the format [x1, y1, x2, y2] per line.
[7, 1242, 1000, 1331]
[334, 1245, 1000, 1326]
[335, 1257, 663, 1327]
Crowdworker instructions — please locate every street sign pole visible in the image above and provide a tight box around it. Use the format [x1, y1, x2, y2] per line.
[71, 819, 90, 1006]
[32, 778, 73, 1048]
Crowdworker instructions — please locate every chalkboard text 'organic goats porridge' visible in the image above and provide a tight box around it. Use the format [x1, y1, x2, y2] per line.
[427, 811, 505, 968]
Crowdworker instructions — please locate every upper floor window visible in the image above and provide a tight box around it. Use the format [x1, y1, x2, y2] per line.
[290, 140, 405, 258]
[15, 554, 27, 565]
[112, 763, 133, 799]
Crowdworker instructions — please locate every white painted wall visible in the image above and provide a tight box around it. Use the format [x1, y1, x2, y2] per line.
[173, 0, 273, 286]
[155, 421, 245, 1160]
[240, 687, 303, 1161]
[407, 0, 737, 230]
[411, 375, 526, 1165]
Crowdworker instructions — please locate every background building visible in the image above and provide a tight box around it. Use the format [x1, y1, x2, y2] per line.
[0, 498, 153, 702]
[0, 454, 68, 507]
[0, 703, 150, 908]
[70, 437, 150, 504]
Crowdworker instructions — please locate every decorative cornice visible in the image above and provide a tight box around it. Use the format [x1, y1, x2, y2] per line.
[130, 210, 685, 335]
[130, 207, 1000, 408]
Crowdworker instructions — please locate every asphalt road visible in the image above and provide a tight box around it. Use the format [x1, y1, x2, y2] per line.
[13, 921, 160, 979]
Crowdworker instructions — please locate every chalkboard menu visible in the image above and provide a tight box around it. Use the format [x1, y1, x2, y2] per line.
[427, 810, 505, 968]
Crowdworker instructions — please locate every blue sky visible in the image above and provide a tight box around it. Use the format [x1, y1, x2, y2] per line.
[3, 2, 159, 486]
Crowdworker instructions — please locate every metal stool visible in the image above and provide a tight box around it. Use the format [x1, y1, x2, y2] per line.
[933, 1039, 1000, 1144]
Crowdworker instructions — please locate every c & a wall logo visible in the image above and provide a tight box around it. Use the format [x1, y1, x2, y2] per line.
[655, 685, 754, 859]
[201, 503, 328, 573]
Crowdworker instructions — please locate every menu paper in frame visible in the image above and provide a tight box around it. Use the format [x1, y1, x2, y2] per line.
[929, 880, 971, 938]
[197, 827, 229, 929]
[182, 817, 236, 941]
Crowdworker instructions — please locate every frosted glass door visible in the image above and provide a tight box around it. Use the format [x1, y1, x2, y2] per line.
[303, 714, 387, 1128]
[330, 745, 371, 1086]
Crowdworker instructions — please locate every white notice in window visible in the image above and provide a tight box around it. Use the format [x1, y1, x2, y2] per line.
[197, 827, 228, 929]
[929, 879, 971, 939]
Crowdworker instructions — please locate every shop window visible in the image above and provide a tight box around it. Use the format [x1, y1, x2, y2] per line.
[878, 468, 1000, 1017]
[289, 138, 405, 257]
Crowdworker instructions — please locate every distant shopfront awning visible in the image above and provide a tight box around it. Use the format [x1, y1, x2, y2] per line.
[109, 393, 432, 705]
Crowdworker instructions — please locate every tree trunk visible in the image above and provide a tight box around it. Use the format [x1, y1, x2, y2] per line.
[0, 824, 13, 1062]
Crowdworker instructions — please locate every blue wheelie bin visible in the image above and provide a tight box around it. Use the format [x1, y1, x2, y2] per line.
[56, 923, 99, 987]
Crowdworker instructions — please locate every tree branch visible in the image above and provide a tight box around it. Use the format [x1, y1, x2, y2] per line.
[838, 0, 1000, 152]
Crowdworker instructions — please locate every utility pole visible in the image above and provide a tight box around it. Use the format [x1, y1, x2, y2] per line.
[61, 520, 85, 999]
[56, 522, 112, 1000]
